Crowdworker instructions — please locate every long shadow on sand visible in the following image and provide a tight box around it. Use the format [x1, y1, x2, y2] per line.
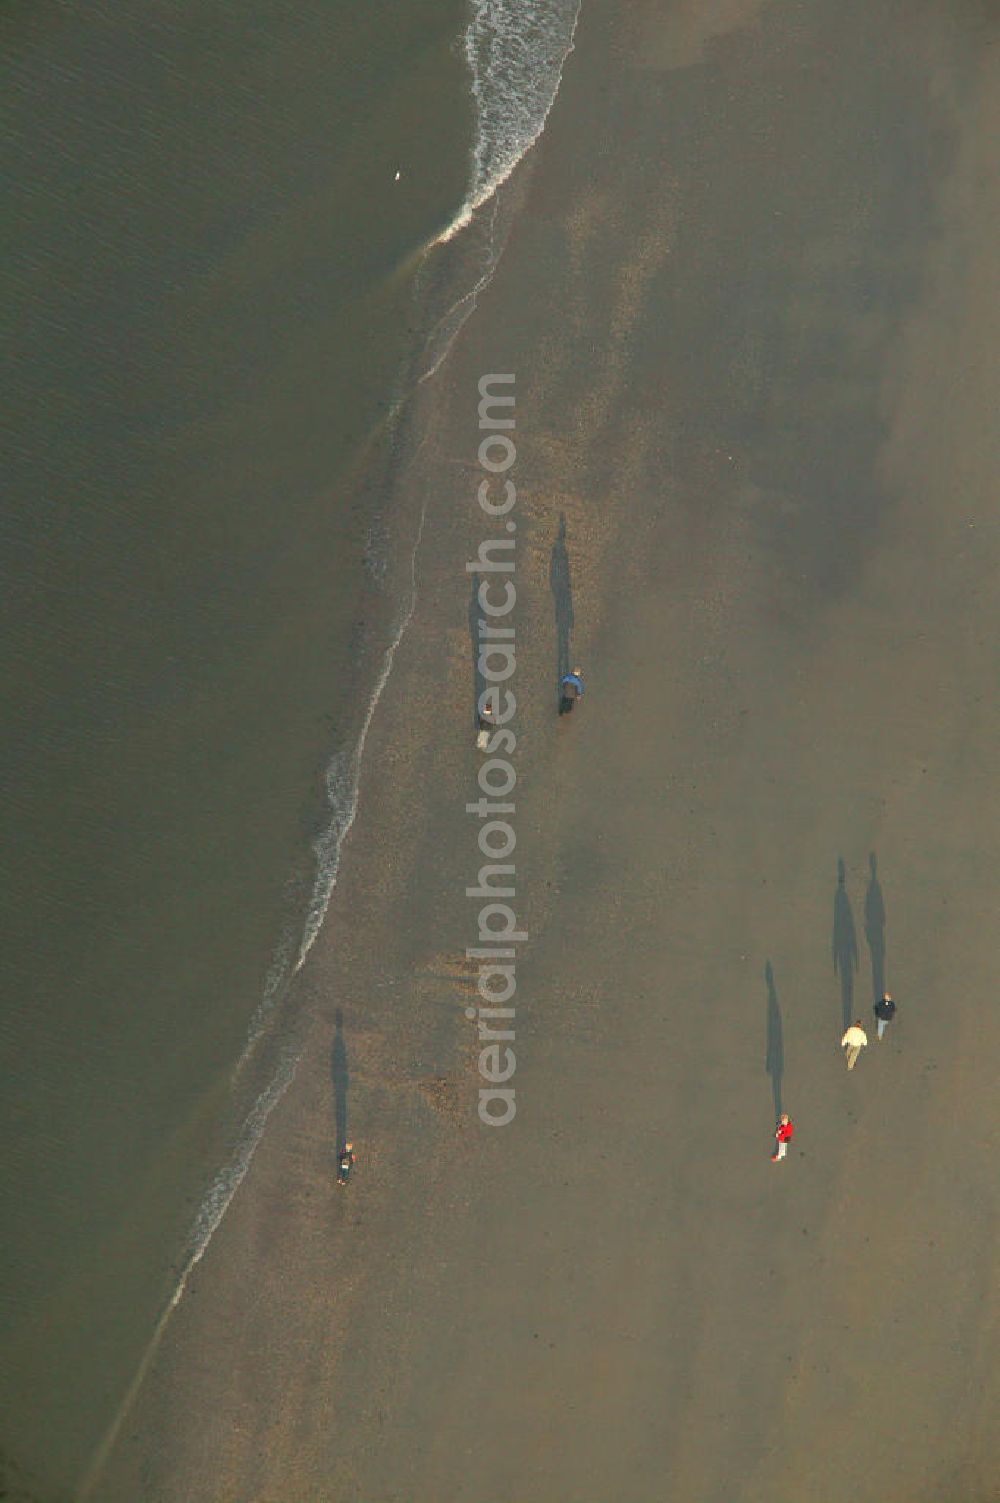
[469, 571, 499, 736]
[764, 960, 784, 1122]
[331, 1008, 349, 1156]
[549, 513, 575, 708]
[864, 851, 886, 1003]
[832, 857, 859, 1032]
[469, 573, 487, 729]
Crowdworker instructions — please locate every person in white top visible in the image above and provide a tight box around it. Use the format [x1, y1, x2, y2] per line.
[841, 1020, 868, 1071]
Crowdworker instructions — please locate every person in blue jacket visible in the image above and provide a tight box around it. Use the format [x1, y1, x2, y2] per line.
[559, 667, 584, 716]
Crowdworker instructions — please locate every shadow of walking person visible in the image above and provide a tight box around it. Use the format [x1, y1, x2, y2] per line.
[549, 513, 574, 708]
[832, 857, 859, 1032]
[864, 851, 886, 1003]
[765, 960, 784, 1122]
[469, 574, 487, 731]
[331, 1007, 349, 1157]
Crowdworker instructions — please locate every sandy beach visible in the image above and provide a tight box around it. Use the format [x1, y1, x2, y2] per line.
[100, 1, 1000, 1499]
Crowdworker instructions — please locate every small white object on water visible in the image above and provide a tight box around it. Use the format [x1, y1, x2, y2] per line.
[394, 169, 401, 182]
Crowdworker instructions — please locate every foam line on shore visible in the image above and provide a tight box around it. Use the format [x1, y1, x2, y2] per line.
[436, 0, 581, 245]
[295, 495, 429, 969]
[78, 1043, 300, 1502]
[82, 494, 429, 1498]
[234, 0, 581, 1081]
[84, 3, 582, 1477]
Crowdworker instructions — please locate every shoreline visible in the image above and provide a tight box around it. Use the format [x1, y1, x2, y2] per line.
[80, 38, 577, 1498]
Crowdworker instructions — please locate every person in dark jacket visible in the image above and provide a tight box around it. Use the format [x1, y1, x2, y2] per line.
[336, 1141, 355, 1186]
[559, 667, 584, 716]
[874, 990, 896, 1041]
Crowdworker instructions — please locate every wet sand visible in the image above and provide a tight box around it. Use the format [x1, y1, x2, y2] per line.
[102, 1, 1000, 1499]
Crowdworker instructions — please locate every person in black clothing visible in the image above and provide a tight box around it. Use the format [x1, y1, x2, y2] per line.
[337, 1141, 355, 1186]
[874, 991, 896, 1041]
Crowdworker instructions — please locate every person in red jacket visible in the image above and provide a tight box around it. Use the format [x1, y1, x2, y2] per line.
[771, 1113, 793, 1162]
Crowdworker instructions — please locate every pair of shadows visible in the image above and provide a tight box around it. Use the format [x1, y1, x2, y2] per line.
[832, 854, 886, 1030]
[765, 855, 887, 1131]
[468, 513, 576, 721]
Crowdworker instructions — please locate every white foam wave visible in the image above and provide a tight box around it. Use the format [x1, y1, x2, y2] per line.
[231, 921, 297, 1081]
[233, 477, 427, 1079]
[81, 501, 428, 1493]
[295, 496, 428, 970]
[437, 0, 582, 243]
[78, 1043, 300, 1500]
[265, 0, 586, 991]
[417, 198, 505, 385]
[185, 1043, 299, 1264]
[79, 8, 579, 1477]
